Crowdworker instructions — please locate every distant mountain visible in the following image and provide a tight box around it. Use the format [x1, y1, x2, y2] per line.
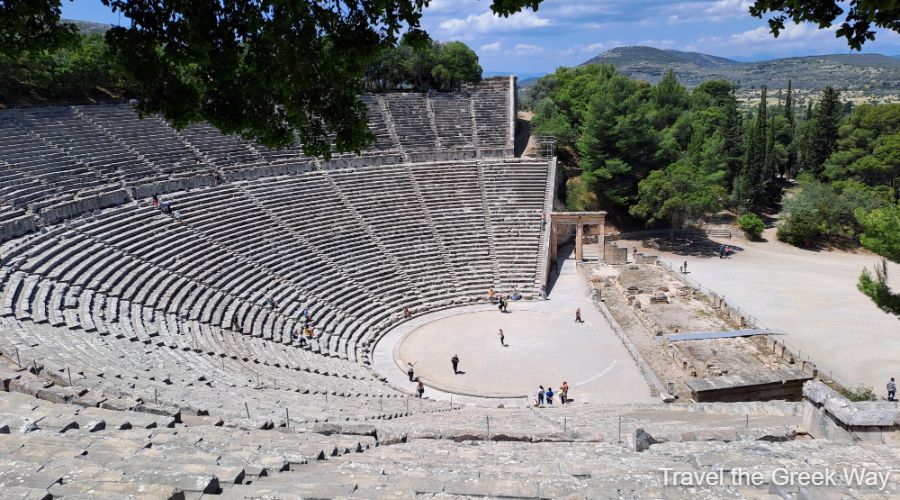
[580, 46, 900, 92]
[67, 19, 114, 35]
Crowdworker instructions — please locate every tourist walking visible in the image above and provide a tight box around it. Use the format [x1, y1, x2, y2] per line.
[683, 260, 688, 274]
[718, 244, 725, 259]
[560, 381, 569, 404]
[451, 354, 459, 374]
[889, 377, 897, 402]
[545, 386, 554, 405]
[498, 329, 505, 346]
[575, 308, 583, 323]
[537, 385, 545, 406]
[407, 361, 418, 382]
[417, 380, 425, 399]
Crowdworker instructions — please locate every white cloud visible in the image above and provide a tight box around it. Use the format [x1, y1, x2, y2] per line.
[545, 3, 621, 18]
[439, 10, 550, 36]
[561, 41, 623, 55]
[638, 39, 676, 49]
[663, 0, 753, 24]
[425, 0, 481, 15]
[514, 43, 544, 55]
[684, 23, 841, 56]
[480, 41, 502, 53]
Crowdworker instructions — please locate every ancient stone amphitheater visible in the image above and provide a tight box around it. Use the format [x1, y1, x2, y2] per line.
[0, 77, 898, 499]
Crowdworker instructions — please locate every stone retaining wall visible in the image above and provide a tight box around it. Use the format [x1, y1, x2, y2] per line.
[802, 380, 900, 444]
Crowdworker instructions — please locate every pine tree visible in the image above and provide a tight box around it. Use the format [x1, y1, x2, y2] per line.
[734, 86, 768, 210]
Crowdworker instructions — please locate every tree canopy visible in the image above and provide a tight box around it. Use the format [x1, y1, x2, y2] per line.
[749, 0, 900, 50]
[366, 38, 481, 92]
[1, 0, 541, 157]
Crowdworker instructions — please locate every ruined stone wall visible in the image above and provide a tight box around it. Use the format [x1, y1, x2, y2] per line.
[603, 243, 627, 264]
[802, 381, 900, 445]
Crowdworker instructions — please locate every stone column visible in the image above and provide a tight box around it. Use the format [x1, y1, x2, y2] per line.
[600, 220, 606, 262]
[575, 222, 584, 261]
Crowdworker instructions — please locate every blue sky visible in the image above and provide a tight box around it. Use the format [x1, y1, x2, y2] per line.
[63, 0, 900, 77]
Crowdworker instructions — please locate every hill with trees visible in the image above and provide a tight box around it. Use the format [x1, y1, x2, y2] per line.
[580, 46, 900, 93]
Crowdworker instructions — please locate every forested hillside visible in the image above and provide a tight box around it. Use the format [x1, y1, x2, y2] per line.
[528, 64, 900, 313]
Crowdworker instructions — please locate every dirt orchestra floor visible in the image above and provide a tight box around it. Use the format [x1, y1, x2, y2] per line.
[373, 252, 655, 405]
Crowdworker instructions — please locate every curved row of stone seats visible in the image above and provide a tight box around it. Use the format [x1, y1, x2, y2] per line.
[372, 402, 804, 445]
[380, 94, 439, 152]
[0, 77, 514, 220]
[75, 105, 204, 178]
[15, 106, 168, 185]
[1, 158, 548, 364]
[292, 437, 899, 498]
[430, 93, 476, 149]
[0, 318, 447, 425]
[0, 390, 383, 499]
[0, 118, 117, 213]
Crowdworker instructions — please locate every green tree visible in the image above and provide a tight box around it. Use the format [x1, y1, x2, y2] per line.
[748, 0, 900, 50]
[783, 80, 794, 126]
[857, 259, 900, 317]
[734, 86, 769, 210]
[0, 0, 77, 57]
[430, 41, 481, 91]
[738, 213, 765, 240]
[630, 160, 725, 229]
[857, 205, 900, 263]
[800, 86, 842, 178]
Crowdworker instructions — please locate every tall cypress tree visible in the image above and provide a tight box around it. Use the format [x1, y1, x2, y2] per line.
[734, 86, 768, 210]
[722, 89, 744, 187]
[783, 80, 793, 126]
[782, 80, 796, 178]
[800, 86, 842, 178]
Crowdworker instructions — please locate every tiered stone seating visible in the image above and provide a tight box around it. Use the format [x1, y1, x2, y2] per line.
[381, 94, 439, 152]
[0, 389, 385, 498]
[0, 117, 113, 210]
[429, 93, 475, 149]
[0, 317, 437, 425]
[469, 77, 513, 153]
[0, 158, 548, 360]
[77, 105, 205, 178]
[0, 77, 514, 221]
[0, 158, 550, 432]
[482, 160, 547, 292]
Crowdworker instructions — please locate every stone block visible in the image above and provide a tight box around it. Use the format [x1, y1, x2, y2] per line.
[630, 428, 659, 452]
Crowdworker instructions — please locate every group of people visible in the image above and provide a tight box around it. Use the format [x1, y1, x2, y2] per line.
[718, 244, 734, 259]
[151, 193, 183, 222]
[536, 382, 569, 406]
[487, 288, 514, 313]
[406, 362, 426, 398]
[290, 307, 317, 344]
